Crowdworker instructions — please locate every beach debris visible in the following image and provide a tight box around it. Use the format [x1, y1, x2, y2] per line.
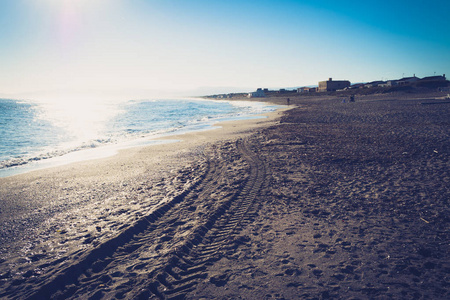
[420, 217, 430, 223]
[342, 95, 355, 103]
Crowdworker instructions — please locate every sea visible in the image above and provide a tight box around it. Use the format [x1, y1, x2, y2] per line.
[0, 97, 279, 178]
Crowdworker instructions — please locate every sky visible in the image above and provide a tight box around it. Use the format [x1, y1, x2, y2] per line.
[0, 0, 449, 98]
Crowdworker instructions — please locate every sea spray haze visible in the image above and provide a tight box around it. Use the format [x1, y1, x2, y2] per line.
[0, 97, 278, 177]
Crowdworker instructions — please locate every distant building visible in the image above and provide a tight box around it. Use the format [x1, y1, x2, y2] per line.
[397, 75, 420, 85]
[420, 74, 446, 82]
[297, 87, 316, 93]
[247, 88, 266, 98]
[386, 80, 398, 87]
[348, 83, 364, 89]
[364, 81, 385, 88]
[318, 78, 351, 92]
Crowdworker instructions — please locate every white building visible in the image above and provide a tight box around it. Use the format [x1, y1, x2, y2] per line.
[247, 88, 266, 98]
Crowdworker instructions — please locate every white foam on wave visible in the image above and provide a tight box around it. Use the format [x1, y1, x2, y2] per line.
[0, 98, 281, 178]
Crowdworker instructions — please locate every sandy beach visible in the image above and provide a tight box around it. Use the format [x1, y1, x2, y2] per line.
[1, 93, 449, 299]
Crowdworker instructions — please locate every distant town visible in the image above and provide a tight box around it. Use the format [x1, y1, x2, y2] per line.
[204, 74, 449, 99]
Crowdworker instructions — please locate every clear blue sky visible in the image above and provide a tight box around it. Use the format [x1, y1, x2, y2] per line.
[0, 0, 449, 97]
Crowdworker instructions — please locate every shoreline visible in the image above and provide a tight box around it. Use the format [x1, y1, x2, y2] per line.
[0, 105, 288, 256]
[1, 93, 448, 299]
[0, 99, 283, 179]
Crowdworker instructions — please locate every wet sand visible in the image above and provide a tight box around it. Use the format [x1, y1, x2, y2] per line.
[0, 94, 449, 299]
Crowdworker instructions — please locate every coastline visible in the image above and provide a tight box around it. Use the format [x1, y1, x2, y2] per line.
[1, 93, 449, 299]
[0, 99, 281, 178]
[0, 106, 288, 268]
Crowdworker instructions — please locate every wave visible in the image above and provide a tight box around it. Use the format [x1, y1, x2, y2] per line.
[0, 98, 280, 176]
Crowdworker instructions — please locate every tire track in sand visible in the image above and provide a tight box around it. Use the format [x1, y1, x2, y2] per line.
[9, 151, 222, 300]
[142, 138, 266, 300]
[8, 138, 264, 300]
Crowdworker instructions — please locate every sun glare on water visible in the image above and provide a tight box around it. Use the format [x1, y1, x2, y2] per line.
[34, 96, 123, 145]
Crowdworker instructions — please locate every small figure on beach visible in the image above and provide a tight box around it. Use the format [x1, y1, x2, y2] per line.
[287, 98, 290, 105]
[349, 95, 355, 102]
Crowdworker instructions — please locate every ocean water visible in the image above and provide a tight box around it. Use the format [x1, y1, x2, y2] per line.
[0, 98, 278, 177]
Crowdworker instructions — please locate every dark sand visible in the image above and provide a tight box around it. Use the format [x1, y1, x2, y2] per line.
[0, 93, 449, 299]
